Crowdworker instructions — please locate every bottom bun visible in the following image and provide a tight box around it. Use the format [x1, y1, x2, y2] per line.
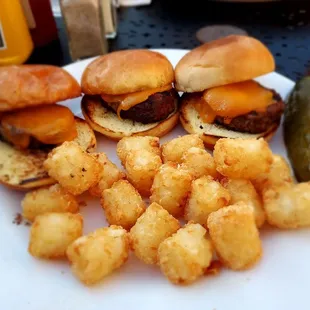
[180, 98, 279, 149]
[74, 116, 97, 152]
[0, 117, 96, 190]
[81, 95, 179, 140]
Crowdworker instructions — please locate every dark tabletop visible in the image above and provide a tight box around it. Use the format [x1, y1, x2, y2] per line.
[27, 0, 310, 82]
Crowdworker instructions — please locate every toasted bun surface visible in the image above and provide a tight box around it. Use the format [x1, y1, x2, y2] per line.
[81, 95, 179, 140]
[175, 35, 275, 92]
[81, 50, 174, 95]
[0, 65, 81, 112]
[0, 117, 96, 190]
[73, 117, 97, 152]
[180, 98, 278, 149]
[0, 141, 55, 190]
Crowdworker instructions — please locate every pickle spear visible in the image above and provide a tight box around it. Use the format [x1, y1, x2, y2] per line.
[284, 77, 310, 182]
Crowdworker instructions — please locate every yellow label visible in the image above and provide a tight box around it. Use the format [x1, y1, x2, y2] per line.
[0, 0, 33, 65]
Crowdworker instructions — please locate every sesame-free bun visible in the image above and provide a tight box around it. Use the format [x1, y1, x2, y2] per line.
[180, 98, 278, 149]
[0, 65, 81, 112]
[0, 117, 96, 190]
[81, 50, 175, 95]
[175, 35, 275, 93]
[81, 95, 179, 140]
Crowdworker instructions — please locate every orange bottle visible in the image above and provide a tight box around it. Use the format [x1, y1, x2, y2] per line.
[0, 0, 34, 65]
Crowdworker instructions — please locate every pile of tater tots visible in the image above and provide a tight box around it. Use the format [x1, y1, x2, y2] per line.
[21, 134, 310, 286]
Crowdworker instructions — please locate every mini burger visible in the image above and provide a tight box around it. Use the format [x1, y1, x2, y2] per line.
[81, 49, 179, 139]
[0, 65, 96, 190]
[175, 35, 284, 148]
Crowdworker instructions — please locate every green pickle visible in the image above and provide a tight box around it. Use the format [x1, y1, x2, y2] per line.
[284, 77, 310, 182]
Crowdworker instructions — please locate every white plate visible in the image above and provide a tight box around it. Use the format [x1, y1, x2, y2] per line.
[0, 49, 308, 310]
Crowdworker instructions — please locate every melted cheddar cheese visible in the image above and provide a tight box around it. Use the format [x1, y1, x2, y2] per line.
[101, 84, 172, 118]
[1, 105, 77, 148]
[200, 81, 274, 121]
[193, 96, 218, 124]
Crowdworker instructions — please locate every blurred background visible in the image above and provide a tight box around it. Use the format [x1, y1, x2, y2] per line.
[1, 0, 309, 81]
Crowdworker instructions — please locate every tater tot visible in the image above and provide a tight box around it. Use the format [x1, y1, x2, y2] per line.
[161, 134, 205, 164]
[67, 226, 129, 285]
[158, 222, 213, 285]
[89, 153, 125, 197]
[207, 202, 262, 270]
[125, 149, 162, 196]
[130, 202, 180, 265]
[263, 182, 310, 229]
[117, 136, 161, 166]
[44, 141, 102, 195]
[184, 176, 230, 227]
[180, 147, 218, 179]
[22, 184, 79, 222]
[150, 163, 192, 217]
[213, 138, 273, 179]
[101, 180, 146, 230]
[252, 154, 294, 195]
[29, 212, 83, 259]
[221, 178, 265, 228]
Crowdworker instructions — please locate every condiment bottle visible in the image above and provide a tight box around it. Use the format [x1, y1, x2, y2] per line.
[99, 0, 118, 39]
[60, 0, 109, 61]
[0, 0, 34, 65]
[20, 0, 59, 47]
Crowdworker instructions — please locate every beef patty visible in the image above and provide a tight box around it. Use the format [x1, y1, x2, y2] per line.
[101, 89, 179, 124]
[215, 92, 284, 134]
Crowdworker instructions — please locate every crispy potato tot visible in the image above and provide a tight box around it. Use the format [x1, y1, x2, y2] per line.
[67, 226, 129, 285]
[89, 153, 125, 197]
[130, 202, 180, 265]
[125, 149, 162, 196]
[263, 182, 310, 229]
[161, 134, 205, 164]
[221, 178, 265, 228]
[29, 212, 83, 259]
[101, 180, 146, 230]
[150, 163, 192, 217]
[22, 184, 79, 222]
[44, 141, 102, 195]
[180, 147, 218, 179]
[184, 176, 230, 227]
[252, 154, 294, 195]
[117, 136, 161, 166]
[158, 222, 213, 285]
[213, 138, 273, 179]
[207, 202, 262, 270]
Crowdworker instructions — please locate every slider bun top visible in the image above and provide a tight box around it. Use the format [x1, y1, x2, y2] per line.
[81, 50, 174, 95]
[0, 65, 81, 112]
[175, 35, 275, 93]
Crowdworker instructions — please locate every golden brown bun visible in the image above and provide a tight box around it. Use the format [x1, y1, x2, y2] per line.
[0, 117, 96, 190]
[81, 95, 179, 140]
[0, 65, 81, 112]
[81, 50, 174, 95]
[175, 35, 275, 92]
[180, 97, 279, 150]
[0, 140, 55, 190]
[74, 117, 97, 152]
